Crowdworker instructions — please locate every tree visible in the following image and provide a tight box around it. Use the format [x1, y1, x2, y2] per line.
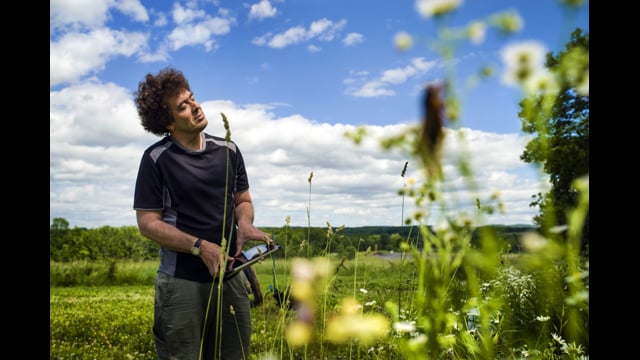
[51, 217, 70, 231]
[519, 28, 589, 253]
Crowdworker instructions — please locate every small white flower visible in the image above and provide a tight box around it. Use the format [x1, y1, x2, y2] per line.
[394, 31, 413, 51]
[394, 321, 417, 333]
[467, 21, 487, 45]
[522, 69, 558, 95]
[549, 225, 569, 234]
[535, 315, 550, 322]
[493, 11, 524, 34]
[500, 41, 548, 89]
[521, 232, 547, 252]
[360, 288, 368, 294]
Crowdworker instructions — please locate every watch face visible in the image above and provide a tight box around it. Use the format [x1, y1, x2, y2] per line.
[191, 247, 201, 256]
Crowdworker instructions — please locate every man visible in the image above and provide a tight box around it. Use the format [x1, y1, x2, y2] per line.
[133, 67, 272, 359]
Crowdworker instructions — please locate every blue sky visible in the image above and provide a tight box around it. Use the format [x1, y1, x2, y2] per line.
[50, 0, 589, 229]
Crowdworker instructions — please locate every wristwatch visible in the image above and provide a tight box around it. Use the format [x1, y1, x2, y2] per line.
[191, 238, 203, 256]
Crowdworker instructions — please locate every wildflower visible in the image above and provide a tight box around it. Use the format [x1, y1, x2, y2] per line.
[552, 333, 568, 353]
[393, 321, 416, 333]
[467, 21, 487, 45]
[522, 69, 558, 95]
[549, 225, 568, 234]
[415, 0, 463, 18]
[326, 298, 390, 345]
[535, 315, 550, 322]
[492, 10, 524, 34]
[394, 31, 413, 51]
[407, 333, 428, 351]
[340, 297, 362, 315]
[286, 320, 312, 346]
[229, 305, 235, 315]
[566, 290, 589, 305]
[365, 300, 376, 307]
[359, 288, 368, 294]
[290, 258, 333, 303]
[477, 65, 494, 80]
[291, 281, 313, 302]
[500, 41, 548, 90]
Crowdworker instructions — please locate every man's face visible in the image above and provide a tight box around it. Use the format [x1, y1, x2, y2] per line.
[166, 88, 208, 134]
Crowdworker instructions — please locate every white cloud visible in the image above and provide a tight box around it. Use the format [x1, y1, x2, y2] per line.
[248, 0, 278, 20]
[166, 4, 236, 51]
[50, 0, 149, 31]
[253, 18, 347, 49]
[343, 32, 365, 47]
[50, 29, 149, 86]
[50, 0, 113, 30]
[114, 0, 149, 22]
[50, 82, 543, 229]
[344, 57, 438, 97]
[171, 2, 208, 24]
[167, 17, 234, 51]
[267, 26, 307, 48]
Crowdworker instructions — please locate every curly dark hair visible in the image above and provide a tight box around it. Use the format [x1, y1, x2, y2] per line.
[134, 67, 192, 136]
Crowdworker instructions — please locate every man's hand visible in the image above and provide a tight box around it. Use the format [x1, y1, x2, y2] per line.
[198, 241, 228, 277]
[235, 223, 274, 260]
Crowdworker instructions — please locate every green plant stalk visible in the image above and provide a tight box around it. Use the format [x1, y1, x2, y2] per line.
[205, 112, 233, 359]
[564, 176, 589, 344]
[306, 172, 313, 258]
[231, 308, 246, 360]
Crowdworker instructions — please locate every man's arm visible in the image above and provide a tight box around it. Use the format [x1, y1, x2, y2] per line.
[234, 190, 273, 257]
[136, 210, 225, 276]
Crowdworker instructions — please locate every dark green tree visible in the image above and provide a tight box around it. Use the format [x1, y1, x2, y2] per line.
[519, 28, 589, 253]
[51, 217, 70, 231]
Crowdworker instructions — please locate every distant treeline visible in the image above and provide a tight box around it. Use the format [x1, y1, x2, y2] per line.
[49, 218, 538, 262]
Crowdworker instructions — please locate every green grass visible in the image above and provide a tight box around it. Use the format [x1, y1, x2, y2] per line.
[50, 242, 589, 359]
[50, 254, 417, 359]
[50, 285, 156, 360]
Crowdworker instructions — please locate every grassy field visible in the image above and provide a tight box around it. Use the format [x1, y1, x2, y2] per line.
[50, 234, 590, 359]
[50, 254, 419, 359]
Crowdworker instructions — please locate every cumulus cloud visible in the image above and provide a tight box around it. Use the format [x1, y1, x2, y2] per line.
[344, 57, 438, 97]
[50, 29, 149, 86]
[248, 0, 278, 20]
[50, 0, 151, 86]
[343, 33, 364, 47]
[252, 18, 347, 49]
[166, 3, 236, 51]
[49, 0, 112, 30]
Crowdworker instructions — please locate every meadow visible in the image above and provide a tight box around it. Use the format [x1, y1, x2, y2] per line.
[51, 254, 419, 359]
[50, 234, 588, 360]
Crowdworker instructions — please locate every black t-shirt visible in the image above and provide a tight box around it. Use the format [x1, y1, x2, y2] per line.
[133, 133, 249, 282]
